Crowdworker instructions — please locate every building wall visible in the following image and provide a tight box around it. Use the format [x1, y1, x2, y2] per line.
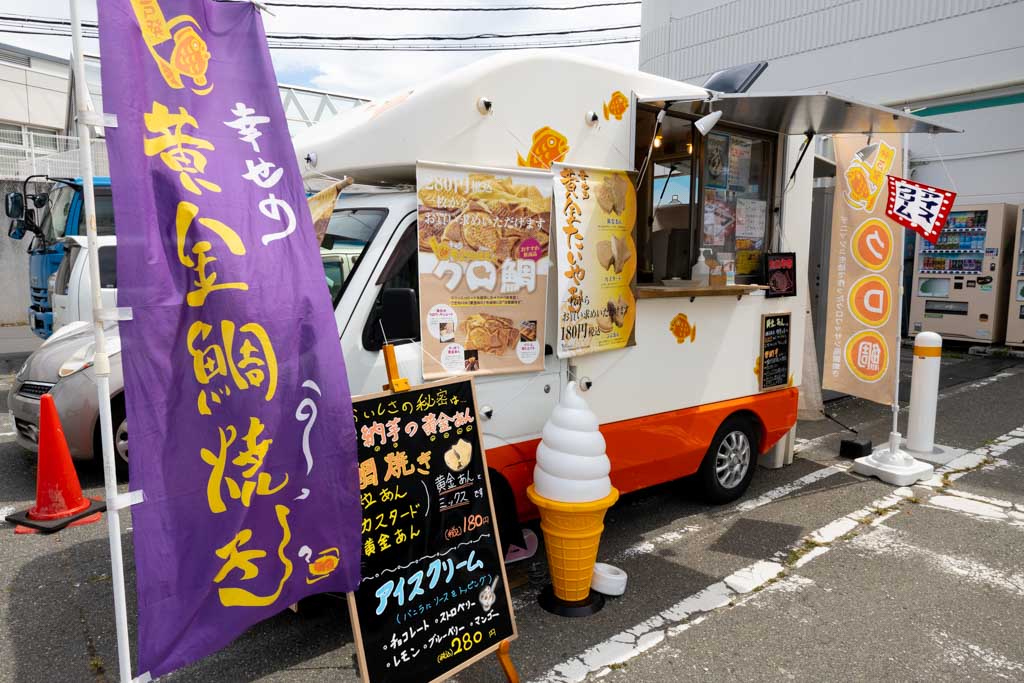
[0, 49, 68, 130]
[639, 0, 1024, 204]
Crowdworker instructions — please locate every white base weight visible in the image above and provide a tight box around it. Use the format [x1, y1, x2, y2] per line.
[853, 446, 934, 487]
[903, 442, 965, 466]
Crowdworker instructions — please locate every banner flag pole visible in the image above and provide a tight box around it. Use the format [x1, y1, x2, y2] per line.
[69, 2, 136, 681]
[887, 128, 911, 456]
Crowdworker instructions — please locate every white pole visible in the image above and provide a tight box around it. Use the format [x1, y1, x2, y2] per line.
[886, 128, 911, 461]
[906, 331, 942, 454]
[69, 2, 134, 682]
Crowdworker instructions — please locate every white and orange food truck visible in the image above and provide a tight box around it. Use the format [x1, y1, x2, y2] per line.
[291, 52, 950, 548]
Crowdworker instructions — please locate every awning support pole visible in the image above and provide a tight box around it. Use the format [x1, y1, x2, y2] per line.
[786, 132, 814, 186]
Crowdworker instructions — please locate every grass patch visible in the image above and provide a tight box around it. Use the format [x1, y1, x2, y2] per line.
[784, 538, 828, 566]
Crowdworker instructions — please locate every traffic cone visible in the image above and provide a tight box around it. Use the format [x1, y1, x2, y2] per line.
[5, 394, 105, 534]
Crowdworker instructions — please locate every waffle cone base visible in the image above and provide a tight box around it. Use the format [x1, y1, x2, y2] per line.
[527, 485, 619, 603]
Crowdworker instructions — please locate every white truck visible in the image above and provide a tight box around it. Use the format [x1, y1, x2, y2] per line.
[290, 51, 950, 536]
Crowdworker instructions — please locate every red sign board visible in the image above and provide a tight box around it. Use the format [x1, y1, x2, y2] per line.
[884, 176, 957, 244]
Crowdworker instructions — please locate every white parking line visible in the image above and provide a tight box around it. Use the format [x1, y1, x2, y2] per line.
[735, 463, 849, 512]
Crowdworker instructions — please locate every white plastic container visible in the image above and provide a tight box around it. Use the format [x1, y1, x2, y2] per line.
[692, 248, 711, 287]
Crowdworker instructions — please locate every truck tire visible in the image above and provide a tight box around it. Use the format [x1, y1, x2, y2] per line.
[696, 415, 758, 504]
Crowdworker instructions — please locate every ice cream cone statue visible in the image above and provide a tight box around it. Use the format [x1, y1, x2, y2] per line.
[528, 381, 618, 608]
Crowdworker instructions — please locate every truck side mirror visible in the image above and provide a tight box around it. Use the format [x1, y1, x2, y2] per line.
[8, 219, 27, 240]
[5, 192, 24, 219]
[381, 288, 419, 343]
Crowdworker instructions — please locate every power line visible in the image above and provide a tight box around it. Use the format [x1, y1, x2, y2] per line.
[0, 14, 637, 42]
[0, 26, 638, 52]
[228, 0, 639, 10]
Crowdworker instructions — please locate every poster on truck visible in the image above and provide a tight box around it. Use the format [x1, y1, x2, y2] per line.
[417, 162, 552, 378]
[822, 135, 903, 405]
[552, 164, 638, 358]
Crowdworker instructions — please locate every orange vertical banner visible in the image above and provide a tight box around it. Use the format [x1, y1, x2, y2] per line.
[822, 135, 903, 405]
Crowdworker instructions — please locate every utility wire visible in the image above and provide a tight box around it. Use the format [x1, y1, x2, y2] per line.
[0, 25, 638, 51]
[0, 14, 637, 42]
[237, 0, 640, 9]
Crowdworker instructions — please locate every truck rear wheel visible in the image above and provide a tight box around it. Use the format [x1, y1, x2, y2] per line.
[696, 415, 757, 504]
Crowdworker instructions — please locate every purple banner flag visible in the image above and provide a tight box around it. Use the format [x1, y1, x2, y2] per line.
[97, 0, 361, 676]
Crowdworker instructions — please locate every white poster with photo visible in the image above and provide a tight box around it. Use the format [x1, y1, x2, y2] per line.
[417, 162, 552, 378]
[728, 139, 751, 189]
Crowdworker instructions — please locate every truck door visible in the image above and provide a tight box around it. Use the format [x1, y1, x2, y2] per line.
[341, 213, 561, 458]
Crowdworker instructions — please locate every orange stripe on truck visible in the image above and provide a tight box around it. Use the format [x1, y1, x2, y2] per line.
[487, 388, 799, 521]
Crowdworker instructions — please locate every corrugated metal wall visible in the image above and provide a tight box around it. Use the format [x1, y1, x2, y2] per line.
[641, 0, 1021, 83]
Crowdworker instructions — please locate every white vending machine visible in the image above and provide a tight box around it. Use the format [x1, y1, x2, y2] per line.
[1006, 206, 1024, 348]
[908, 203, 1017, 344]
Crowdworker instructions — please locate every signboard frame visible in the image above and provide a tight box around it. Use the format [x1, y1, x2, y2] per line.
[764, 252, 797, 298]
[759, 312, 792, 392]
[346, 375, 517, 683]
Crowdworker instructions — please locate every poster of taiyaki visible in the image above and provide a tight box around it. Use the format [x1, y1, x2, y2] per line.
[551, 163, 638, 358]
[416, 161, 552, 378]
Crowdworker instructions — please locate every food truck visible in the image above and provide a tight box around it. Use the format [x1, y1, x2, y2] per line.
[292, 52, 950, 536]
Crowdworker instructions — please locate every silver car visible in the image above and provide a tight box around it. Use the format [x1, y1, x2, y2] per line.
[8, 320, 127, 475]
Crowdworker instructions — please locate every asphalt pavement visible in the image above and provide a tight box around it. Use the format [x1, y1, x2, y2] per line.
[0, 348, 1022, 682]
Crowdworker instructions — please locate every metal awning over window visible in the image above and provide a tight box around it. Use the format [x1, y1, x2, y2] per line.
[642, 92, 960, 136]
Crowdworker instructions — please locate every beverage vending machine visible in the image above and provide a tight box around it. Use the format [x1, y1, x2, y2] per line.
[908, 203, 1017, 344]
[1006, 206, 1024, 348]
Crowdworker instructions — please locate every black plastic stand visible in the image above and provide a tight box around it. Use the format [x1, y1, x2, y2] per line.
[537, 584, 605, 617]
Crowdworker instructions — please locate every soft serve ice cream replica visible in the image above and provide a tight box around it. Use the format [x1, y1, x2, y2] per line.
[527, 382, 619, 615]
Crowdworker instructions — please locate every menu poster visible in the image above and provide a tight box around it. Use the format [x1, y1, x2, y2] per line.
[552, 164, 638, 358]
[348, 377, 516, 683]
[703, 189, 735, 247]
[760, 313, 791, 391]
[735, 198, 766, 240]
[417, 162, 552, 378]
[705, 133, 730, 189]
[765, 252, 797, 298]
[728, 139, 752, 189]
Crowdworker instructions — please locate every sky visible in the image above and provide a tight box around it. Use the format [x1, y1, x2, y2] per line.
[1, 0, 641, 99]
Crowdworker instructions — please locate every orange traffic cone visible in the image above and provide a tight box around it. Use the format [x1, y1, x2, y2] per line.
[5, 394, 105, 534]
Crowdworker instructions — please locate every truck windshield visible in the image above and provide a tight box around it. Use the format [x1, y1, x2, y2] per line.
[40, 186, 75, 242]
[322, 207, 388, 304]
[40, 185, 116, 241]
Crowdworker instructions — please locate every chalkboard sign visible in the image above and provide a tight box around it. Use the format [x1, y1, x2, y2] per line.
[347, 376, 516, 683]
[765, 252, 797, 298]
[760, 313, 791, 391]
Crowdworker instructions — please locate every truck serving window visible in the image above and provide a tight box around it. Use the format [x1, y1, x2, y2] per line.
[635, 107, 775, 286]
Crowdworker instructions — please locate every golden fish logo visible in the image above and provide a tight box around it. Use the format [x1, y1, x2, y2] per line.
[517, 126, 569, 169]
[129, 0, 213, 95]
[305, 547, 340, 585]
[603, 91, 629, 121]
[753, 355, 761, 379]
[669, 313, 696, 344]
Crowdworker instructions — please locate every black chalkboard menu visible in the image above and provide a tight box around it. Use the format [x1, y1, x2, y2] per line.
[760, 313, 791, 391]
[347, 376, 516, 683]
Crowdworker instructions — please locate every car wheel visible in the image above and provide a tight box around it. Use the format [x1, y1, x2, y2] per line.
[696, 415, 758, 504]
[97, 399, 129, 481]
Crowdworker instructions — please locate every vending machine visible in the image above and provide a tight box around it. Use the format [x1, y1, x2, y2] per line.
[1006, 206, 1024, 348]
[908, 203, 1017, 344]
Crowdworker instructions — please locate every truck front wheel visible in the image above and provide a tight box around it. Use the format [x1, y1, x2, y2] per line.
[696, 415, 758, 504]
